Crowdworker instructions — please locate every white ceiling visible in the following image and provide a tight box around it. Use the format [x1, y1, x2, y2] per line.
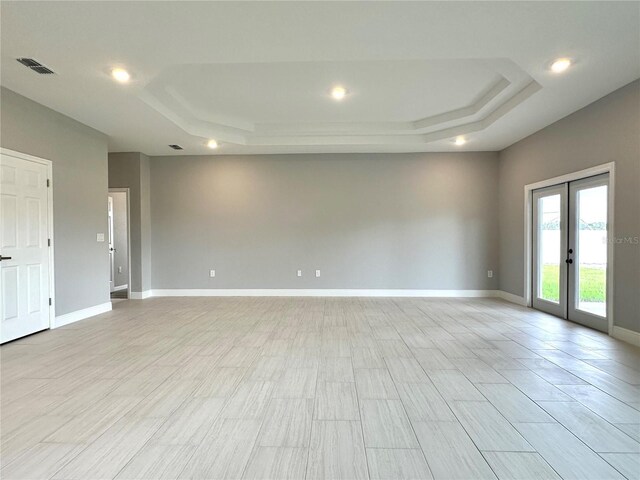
[1, 1, 638, 156]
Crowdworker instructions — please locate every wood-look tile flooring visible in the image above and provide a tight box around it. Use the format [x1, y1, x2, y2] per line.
[1, 297, 639, 479]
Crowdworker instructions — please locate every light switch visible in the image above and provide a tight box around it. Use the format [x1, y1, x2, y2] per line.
[118, 266, 122, 273]
[297, 270, 302, 277]
[96, 233, 105, 242]
[487, 270, 493, 278]
[315, 270, 321, 277]
[210, 269, 216, 278]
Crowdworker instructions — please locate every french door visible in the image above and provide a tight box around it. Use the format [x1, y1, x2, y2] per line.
[532, 174, 609, 332]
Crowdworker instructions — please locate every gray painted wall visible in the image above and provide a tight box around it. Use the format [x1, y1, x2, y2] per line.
[109, 191, 129, 288]
[108, 152, 152, 293]
[4, 77, 635, 334]
[0, 87, 110, 315]
[150, 153, 500, 290]
[498, 80, 640, 332]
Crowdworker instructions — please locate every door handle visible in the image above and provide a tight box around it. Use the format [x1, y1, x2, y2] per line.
[566, 248, 574, 264]
[0, 255, 12, 261]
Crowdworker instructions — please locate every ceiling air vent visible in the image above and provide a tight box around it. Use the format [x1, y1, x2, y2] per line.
[17, 58, 55, 74]
[168, 144, 184, 150]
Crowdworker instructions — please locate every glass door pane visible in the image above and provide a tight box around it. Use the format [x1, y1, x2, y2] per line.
[538, 194, 561, 303]
[576, 185, 607, 316]
[532, 184, 567, 318]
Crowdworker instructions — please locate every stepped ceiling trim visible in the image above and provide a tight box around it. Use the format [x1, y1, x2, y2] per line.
[139, 59, 541, 147]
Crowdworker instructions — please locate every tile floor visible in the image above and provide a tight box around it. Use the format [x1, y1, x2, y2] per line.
[1, 297, 639, 479]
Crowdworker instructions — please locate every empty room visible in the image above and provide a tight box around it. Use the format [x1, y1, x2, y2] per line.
[1, 1, 639, 479]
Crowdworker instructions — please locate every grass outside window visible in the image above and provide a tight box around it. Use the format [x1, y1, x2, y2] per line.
[541, 264, 606, 303]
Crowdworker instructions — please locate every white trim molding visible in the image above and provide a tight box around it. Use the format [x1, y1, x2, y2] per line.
[149, 289, 500, 298]
[52, 302, 112, 329]
[611, 326, 640, 347]
[130, 290, 153, 300]
[113, 284, 128, 292]
[109, 188, 132, 301]
[495, 290, 527, 306]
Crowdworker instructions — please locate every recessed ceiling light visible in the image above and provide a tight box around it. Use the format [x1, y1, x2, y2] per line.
[550, 58, 572, 73]
[330, 86, 348, 100]
[111, 68, 130, 83]
[454, 136, 466, 146]
[207, 139, 218, 149]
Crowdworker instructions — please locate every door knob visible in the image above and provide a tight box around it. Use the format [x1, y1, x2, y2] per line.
[566, 259, 573, 264]
[568, 248, 573, 254]
[0, 255, 12, 261]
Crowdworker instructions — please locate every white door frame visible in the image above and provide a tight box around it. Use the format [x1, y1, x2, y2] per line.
[108, 188, 132, 300]
[524, 162, 615, 334]
[0, 147, 55, 327]
[108, 195, 115, 292]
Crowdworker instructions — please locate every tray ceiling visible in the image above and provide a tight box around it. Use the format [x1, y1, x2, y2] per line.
[1, 1, 638, 155]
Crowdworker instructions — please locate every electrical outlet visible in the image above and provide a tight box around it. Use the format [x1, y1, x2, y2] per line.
[118, 266, 122, 274]
[96, 233, 105, 242]
[297, 270, 302, 277]
[210, 269, 216, 278]
[315, 270, 321, 278]
[487, 270, 493, 278]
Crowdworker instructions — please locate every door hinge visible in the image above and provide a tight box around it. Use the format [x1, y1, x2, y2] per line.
[46, 179, 50, 187]
[48, 238, 51, 247]
[49, 298, 52, 306]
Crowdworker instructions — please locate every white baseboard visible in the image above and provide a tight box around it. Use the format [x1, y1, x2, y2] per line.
[52, 302, 112, 328]
[150, 289, 500, 298]
[611, 326, 640, 347]
[113, 284, 128, 292]
[130, 290, 152, 300]
[121, 288, 529, 304]
[495, 290, 527, 306]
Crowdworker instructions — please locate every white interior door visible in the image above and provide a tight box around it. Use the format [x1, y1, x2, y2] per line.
[0, 153, 51, 343]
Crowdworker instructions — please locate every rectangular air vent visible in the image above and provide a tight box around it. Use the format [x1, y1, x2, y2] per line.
[168, 144, 184, 150]
[17, 58, 55, 74]
[31, 65, 55, 75]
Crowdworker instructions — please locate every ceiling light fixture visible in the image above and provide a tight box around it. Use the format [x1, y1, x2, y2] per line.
[111, 68, 131, 83]
[454, 136, 466, 146]
[330, 86, 347, 100]
[207, 139, 218, 149]
[550, 58, 572, 73]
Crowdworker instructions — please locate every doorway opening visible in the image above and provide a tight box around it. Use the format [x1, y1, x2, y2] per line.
[108, 188, 131, 301]
[525, 164, 614, 333]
